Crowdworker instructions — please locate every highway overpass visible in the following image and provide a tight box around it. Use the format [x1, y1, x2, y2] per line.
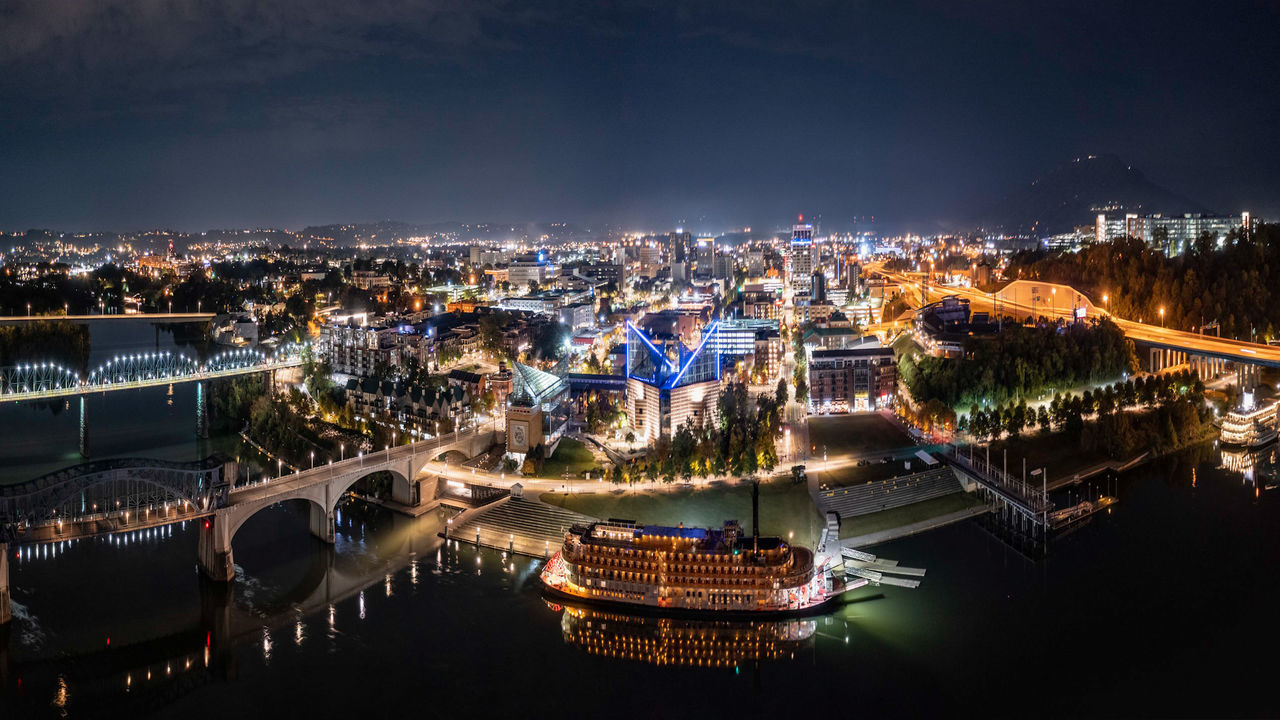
[872, 267, 1280, 369]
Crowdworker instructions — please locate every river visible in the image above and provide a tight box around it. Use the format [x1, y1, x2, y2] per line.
[0, 321, 263, 483]
[1, 447, 1279, 717]
[3, 324, 1280, 717]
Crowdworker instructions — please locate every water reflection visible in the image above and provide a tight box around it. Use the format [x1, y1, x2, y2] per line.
[1219, 442, 1278, 490]
[553, 601, 816, 667]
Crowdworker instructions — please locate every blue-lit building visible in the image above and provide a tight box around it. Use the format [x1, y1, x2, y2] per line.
[625, 320, 722, 443]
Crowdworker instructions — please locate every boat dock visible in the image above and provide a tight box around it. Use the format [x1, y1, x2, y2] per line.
[834, 547, 926, 590]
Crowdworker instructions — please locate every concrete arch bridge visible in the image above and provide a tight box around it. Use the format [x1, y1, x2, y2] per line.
[0, 426, 501, 623]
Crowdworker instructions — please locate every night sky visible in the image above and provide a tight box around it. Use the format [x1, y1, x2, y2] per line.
[2, 1, 1278, 233]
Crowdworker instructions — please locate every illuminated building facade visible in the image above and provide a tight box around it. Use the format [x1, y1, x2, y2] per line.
[625, 320, 721, 443]
[790, 223, 815, 295]
[506, 362, 569, 459]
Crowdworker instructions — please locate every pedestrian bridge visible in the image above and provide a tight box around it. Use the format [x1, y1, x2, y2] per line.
[0, 343, 308, 404]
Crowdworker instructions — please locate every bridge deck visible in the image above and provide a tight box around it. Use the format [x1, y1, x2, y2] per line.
[0, 359, 303, 403]
[228, 428, 486, 508]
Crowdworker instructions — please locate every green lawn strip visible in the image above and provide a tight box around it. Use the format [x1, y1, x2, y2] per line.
[536, 437, 603, 479]
[806, 414, 914, 457]
[539, 478, 823, 549]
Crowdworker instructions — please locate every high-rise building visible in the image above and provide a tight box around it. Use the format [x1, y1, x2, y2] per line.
[695, 237, 715, 272]
[790, 223, 815, 295]
[668, 231, 691, 264]
[811, 272, 827, 302]
[625, 321, 721, 443]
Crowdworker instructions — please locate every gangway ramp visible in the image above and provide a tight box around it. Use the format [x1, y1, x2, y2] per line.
[846, 567, 921, 589]
[845, 559, 926, 577]
[841, 547, 899, 566]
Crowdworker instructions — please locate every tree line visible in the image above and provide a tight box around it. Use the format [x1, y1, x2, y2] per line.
[1005, 224, 1280, 341]
[899, 317, 1136, 410]
[961, 369, 1214, 459]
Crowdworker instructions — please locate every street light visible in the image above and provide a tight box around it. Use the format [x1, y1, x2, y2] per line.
[1159, 307, 1165, 328]
[310, 451, 315, 469]
[278, 459, 282, 478]
[340, 443, 345, 461]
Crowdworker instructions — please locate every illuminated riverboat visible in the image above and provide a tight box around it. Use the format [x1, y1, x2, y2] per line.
[1219, 395, 1279, 448]
[539, 517, 848, 614]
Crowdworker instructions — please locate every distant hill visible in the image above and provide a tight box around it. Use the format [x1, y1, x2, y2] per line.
[975, 154, 1209, 235]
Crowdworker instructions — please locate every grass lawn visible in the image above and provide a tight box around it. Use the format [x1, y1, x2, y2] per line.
[540, 478, 823, 549]
[805, 414, 922, 487]
[807, 414, 915, 458]
[537, 437, 604, 480]
[837, 492, 985, 540]
[982, 430, 1111, 481]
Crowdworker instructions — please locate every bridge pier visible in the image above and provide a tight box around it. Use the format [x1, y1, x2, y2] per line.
[197, 514, 235, 582]
[79, 395, 89, 458]
[391, 476, 424, 508]
[309, 504, 335, 544]
[0, 542, 10, 625]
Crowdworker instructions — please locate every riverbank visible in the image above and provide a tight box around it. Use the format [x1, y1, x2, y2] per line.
[977, 407, 1218, 486]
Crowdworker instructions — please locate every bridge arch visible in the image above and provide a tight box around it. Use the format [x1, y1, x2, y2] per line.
[199, 427, 499, 582]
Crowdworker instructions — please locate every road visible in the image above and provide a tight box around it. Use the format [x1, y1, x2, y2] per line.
[871, 266, 1280, 368]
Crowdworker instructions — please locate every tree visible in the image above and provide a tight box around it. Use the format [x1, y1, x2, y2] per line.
[776, 378, 789, 407]
[790, 465, 806, 484]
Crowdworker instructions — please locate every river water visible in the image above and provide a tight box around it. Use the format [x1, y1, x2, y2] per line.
[0, 321, 260, 483]
[2, 448, 1279, 718]
[3, 325, 1280, 717]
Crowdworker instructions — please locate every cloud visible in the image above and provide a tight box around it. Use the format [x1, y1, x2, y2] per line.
[0, 0, 518, 93]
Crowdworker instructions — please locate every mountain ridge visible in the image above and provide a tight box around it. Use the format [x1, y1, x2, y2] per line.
[975, 154, 1210, 235]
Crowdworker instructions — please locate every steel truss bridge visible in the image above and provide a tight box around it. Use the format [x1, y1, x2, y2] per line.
[0, 456, 234, 543]
[0, 343, 308, 403]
